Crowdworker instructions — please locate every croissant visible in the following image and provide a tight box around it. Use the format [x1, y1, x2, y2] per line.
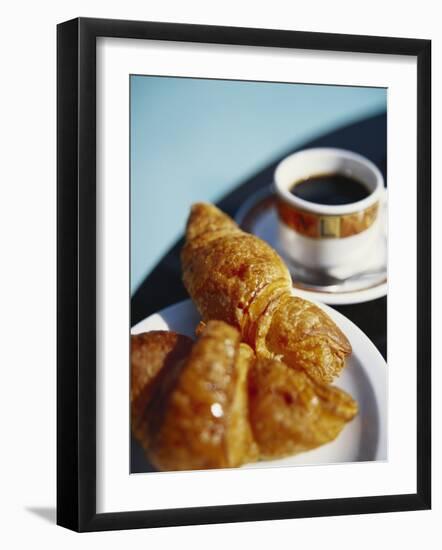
[181, 203, 351, 384]
[248, 356, 358, 459]
[131, 321, 258, 471]
[131, 323, 357, 470]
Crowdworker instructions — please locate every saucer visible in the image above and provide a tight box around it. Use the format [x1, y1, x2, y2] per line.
[235, 187, 387, 305]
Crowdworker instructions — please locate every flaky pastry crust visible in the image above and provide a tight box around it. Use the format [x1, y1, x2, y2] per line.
[249, 357, 358, 459]
[181, 203, 351, 383]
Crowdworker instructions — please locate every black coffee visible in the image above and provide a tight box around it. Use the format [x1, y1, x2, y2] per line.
[290, 173, 370, 206]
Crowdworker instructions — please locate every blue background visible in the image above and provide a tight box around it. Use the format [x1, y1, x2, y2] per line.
[131, 76, 386, 294]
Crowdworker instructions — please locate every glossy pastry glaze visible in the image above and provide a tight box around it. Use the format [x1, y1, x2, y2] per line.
[248, 357, 358, 459]
[264, 293, 351, 383]
[182, 203, 290, 332]
[181, 203, 351, 383]
[145, 321, 258, 470]
[130, 331, 193, 450]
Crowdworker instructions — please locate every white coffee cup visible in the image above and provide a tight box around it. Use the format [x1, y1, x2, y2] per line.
[274, 148, 384, 274]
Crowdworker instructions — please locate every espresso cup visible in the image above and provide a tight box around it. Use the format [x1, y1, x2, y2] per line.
[274, 148, 384, 274]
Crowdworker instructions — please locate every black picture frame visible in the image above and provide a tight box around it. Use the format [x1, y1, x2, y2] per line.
[57, 17, 431, 532]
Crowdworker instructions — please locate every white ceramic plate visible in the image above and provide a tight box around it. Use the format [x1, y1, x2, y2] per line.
[235, 188, 387, 305]
[132, 296, 387, 470]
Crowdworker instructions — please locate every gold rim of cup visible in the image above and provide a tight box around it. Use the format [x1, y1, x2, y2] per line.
[276, 198, 380, 239]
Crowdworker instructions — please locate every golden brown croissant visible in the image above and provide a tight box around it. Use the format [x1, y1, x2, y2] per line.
[248, 356, 358, 459]
[131, 321, 258, 471]
[181, 203, 351, 383]
[131, 323, 357, 470]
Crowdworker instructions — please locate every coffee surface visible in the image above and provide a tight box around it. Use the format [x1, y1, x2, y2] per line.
[290, 173, 370, 206]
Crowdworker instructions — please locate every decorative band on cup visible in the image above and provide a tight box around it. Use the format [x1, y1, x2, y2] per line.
[276, 199, 379, 239]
